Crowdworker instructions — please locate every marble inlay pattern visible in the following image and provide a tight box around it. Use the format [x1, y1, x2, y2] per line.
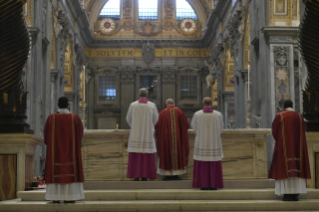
[82, 129, 271, 181]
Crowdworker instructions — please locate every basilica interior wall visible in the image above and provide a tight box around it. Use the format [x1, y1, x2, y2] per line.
[16, 0, 308, 177]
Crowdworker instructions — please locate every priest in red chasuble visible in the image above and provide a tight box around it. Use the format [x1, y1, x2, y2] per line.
[44, 97, 84, 203]
[269, 100, 311, 201]
[155, 98, 189, 180]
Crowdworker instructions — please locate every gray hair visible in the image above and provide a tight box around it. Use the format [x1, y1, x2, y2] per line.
[166, 98, 175, 105]
[202, 97, 212, 106]
[139, 88, 149, 97]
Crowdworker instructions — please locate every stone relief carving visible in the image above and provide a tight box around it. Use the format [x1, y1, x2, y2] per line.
[206, 44, 224, 88]
[164, 0, 174, 19]
[252, 115, 261, 128]
[226, 7, 246, 43]
[161, 67, 178, 82]
[123, 0, 132, 19]
[274, 46, 290, 113]
[269, 36, 294, 42]
[74, 44, 86, 93]
[226, 102, 236, 129]
[162, 20, 176, 31]
[274, 46, 289, 67]
[135, 21, 162, 36]
[122, 20, 134, 31]
[120, 67, 136, 81]
[142, 42, 155, 64]
[56, 10, 71, 47]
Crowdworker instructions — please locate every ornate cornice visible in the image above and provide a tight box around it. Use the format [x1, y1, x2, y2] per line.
[261, 26, 299, 37]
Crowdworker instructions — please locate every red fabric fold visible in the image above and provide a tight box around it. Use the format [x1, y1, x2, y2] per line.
[155, 106, 189, 171]
[44, 113, 84, 184]
[268, 110, 311, 180]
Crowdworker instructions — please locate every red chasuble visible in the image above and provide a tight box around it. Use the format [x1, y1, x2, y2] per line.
[155, 105, 190, 171]
[268, 110, 311, 180]
[44, 112, 84, 184]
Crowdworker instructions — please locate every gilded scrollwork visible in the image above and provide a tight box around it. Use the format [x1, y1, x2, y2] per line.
[164, 0, 174, 19]
[135, 21, 162, 36]
[123, 0, 132, 19]
[162, 20, 176, 31]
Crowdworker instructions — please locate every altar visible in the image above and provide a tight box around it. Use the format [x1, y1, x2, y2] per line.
[81, 129, 272, 181]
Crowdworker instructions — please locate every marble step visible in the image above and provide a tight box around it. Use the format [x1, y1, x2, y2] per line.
[17, 189, 319, 201]
[84, 179, 275, 189]
[2, 199, 319, 212]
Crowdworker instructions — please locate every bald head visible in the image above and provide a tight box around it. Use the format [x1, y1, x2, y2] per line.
[202, 97, 212, 107]
[165, 98, 175, 106]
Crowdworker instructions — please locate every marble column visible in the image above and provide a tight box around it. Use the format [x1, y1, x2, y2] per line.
[120, 67, 136, 129]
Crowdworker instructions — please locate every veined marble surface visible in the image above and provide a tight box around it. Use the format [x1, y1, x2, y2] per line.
[82, 129, 271, 181]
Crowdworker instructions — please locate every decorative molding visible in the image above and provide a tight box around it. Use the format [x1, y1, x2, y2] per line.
[142, 42, 155, 64]
[164, 0, 174, 19]
[123, 0, 132, 19]
[134, 21, 162, 36]
[162, 19, 176, 31]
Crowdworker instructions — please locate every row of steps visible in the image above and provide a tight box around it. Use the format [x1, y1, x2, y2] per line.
[1, 180, 319, 212]
[83, 179, 275, 189]
[16, 189, 319, 201]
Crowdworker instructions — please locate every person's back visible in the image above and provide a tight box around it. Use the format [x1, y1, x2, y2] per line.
[269, 100, 311, 201]
[191, 97, 224, 190]
[126, 88, 159, 181]
[155, 99, 189, 180]
[192, 110, 223, 161]
[127, 101, 158, 152]
[44, 97, 84, 203]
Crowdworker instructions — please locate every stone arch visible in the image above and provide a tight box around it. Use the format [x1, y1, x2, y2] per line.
[88, 0, 208, 30]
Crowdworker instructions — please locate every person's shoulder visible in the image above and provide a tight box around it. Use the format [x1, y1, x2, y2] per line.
[130, 101, 139, 106]
[147, 101, 156, 107]
[194, 110, 203, 116]
[213, 110, 223, 116]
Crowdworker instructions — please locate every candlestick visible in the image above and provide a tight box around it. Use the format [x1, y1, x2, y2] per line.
[83, 65, 85, 102]
[248, 65, 250, 101]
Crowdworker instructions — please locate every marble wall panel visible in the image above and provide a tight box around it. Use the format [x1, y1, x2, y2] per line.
[82, 129, 270, 181]
[305, 132, 319, 188]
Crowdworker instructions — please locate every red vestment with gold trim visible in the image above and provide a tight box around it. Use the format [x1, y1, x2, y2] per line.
[44, 113, 84, 184]
[268, 110, 311, 180]
[155, 105, 189, 171]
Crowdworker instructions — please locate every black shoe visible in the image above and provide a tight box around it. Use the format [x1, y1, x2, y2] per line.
[173, 175, 182, 180]
[52, 201, 60, 203]
[163, 176, 171, 181]
[141, 178, 148, 181]
[282, 194, 292, 201]
[209, 187, 217, 190]
[64, 201, 75, 203]
[291, 194, 299, 201]
[200, 187, 210, 190]
[133, 178, 139, 181]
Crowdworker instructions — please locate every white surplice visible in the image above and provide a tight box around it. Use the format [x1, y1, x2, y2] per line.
[45, 108, 85, 201]
[191, 109, 224, 161]
[126, 100, 159, 153]
[275, 178, 307, 195]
